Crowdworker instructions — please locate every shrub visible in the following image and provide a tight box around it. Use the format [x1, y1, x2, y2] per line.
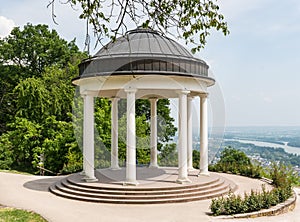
[210, 184, 292, 216]
[210, 154, 295, 216]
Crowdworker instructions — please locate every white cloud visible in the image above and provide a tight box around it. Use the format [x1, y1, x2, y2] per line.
[0, 16, 15, 38]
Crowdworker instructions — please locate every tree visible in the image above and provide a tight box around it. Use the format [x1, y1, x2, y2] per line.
[158, 143, 178, 167]
[49, 0, 229, 52]
[192, 149, 200, 169]
[0, 23, 84, 134]
[209, 147, 262, 178]
[0, 64, 82, 174]
[218, 146, 251, 166]
[0, 24, 80, 76]
[0, 24, 85, 174]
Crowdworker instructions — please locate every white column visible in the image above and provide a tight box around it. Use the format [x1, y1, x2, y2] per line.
[187, 96, 194, 170]
[80, 95, 87, 176]
[82, 94, 98, 182]
[111, 98, 120, 170]
[176, 90, 191, 184]
[149, 98, 158, 168]
[199, 94, 209, 176]
[124, 88, 138, 185]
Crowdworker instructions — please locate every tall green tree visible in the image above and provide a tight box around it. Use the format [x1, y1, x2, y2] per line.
[0, 24, 85, 174]
[0, 23, 83, 134]
[0, 64, 83, 174]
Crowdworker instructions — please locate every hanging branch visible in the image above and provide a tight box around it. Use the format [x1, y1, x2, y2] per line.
[47, 0, 59, 25]
[47, 0, 229, 53]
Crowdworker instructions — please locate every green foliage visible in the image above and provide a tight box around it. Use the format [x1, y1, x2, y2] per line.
[158, 143, 178, 167]
[0, 23, 80, 75]
[209, 147, 262, 178]
[0, 115, 80, 174]
[269, 162, 299, 188]
[52, 0, 229, 52]
[1, 118, 42, 172]
[117, 114, 151, 166]
[118, 99, 176, 166]
[210, 163, 294, 216]
[0, 23, 85, 134]
[219, 147, 251, 166]
[211, 184, 293, 216]
[119, 99, 177, 146]
[14, 65, 78, 123]
[192, 150, 200, 169]
[0, 208, 47, 222]
[0, 23, 87, 174]
[0, 23, 178, 175]
[0, 134, 14, 170]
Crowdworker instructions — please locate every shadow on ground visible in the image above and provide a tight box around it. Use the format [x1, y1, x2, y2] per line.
[23, 176, 66, 192]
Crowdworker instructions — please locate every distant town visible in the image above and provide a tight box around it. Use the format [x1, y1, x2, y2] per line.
[188, 126, 300, 175]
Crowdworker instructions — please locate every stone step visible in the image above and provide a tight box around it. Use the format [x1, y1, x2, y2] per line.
[53, 181, 229, 200]
[49, 183, 232, 204]
[61, 178, 226, 196]
[49, 170, 238, 204]
[49, 173, 237, 204]
[66, 176, 220, 191]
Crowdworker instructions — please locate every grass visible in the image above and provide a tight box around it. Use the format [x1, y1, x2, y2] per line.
[0, 207, 47, 222]
[0, 170, 33, 175]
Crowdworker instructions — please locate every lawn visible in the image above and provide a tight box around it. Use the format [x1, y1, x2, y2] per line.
[0, 207, 47, 222]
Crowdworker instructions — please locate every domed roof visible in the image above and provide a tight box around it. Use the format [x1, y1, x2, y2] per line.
[95, 27, 193, 59]
[76, 27, 211, 79]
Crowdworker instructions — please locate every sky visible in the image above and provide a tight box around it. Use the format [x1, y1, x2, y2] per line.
[0, 0, 300, 127]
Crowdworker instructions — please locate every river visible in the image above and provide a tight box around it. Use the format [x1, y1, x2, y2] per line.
[225, 139, 300, 156]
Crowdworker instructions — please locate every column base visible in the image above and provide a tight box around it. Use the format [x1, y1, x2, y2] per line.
[198, 171, 210, 177]
[188, 167, 197, 172]
[123, 181, 139, 186]
[82, 177, 98, 182]
[176, 178, 192, 184]
[110, 166, 121, 170]
[79, 171, 86, 176]
[148, 164, 159, 169]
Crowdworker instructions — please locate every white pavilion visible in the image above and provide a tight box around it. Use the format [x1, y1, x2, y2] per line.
[72, 27, 215, 185]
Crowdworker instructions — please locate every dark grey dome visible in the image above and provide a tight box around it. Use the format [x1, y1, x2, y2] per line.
[77, 27, 211, 79]
[95, 28, 193, 58]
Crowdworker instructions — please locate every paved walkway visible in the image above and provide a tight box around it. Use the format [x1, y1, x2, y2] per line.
[0, 172, 299, 222]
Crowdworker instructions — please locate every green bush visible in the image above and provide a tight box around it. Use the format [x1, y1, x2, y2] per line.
[210, 163, 294, 216]
[209, 147, 263, 179]
[210, 152, 295, 216]
[210, 184, 292, 216]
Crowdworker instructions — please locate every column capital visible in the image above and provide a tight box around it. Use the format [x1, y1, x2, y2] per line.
[110, 97, 120, 102]
[199, 93, 209, 98]
[81, 90, 97, 97]
[125, 88, 137, 93]
[149, 97, 158, 101]
[177, 90, 190, 96]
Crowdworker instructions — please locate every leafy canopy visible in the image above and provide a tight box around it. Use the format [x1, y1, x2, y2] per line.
[0, 23, 84, 134]
[49, 0, 229, 52]
[219, 146, 251, 166]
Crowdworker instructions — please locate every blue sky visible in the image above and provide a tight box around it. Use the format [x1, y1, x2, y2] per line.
[0, 0, 299, 127]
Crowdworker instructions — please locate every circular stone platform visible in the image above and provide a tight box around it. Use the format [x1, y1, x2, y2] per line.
[49, 167, 237, 204]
